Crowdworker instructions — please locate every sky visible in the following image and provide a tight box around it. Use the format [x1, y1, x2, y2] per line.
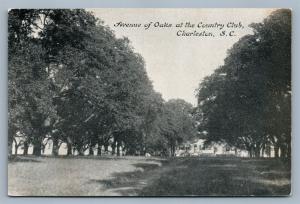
[89, 9, 275, 106]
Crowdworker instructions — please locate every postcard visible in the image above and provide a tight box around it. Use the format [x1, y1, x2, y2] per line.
[8, 8, 291, 196]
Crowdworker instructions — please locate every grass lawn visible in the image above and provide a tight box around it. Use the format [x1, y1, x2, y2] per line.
[140, 157, 291, 196]
[8, 156, 290, 196]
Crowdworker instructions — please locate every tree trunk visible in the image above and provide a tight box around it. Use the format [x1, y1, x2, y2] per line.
[97, 144, 102, 156]
[248, 147, 253, 158]
[261, 145, 265, 158]
[8, 137, 13, 157]
[254, 147, 260, 158]
[89, 145, 94, 156]
[117, 142, 120, 156]
[274, 145, 279, 158]
[8, 142, 13, 157]
[170, 144, 175, 157]
[14, 143, 18, 155]
[280, 145, 287, 158]
[111, 140, 116, 155]
[78, 150, 84, 156]
[67, 142, 72, 156]
[287, 143, 291, 158]
[97, 138, 103, 156]
[23, 141, 29, 155]
[8, 127, 17, 157]
[32, 137, 42, 156]
[52, 138, 59, 156]
[122, 146, 126, 156]
[104, 143, 109, 153]
[32, 143, 41, 156]
[173, 145, 176, 157]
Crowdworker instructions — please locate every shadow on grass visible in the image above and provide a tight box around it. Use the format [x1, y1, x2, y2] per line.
[8, 156, 42, 163]
[8, 155, 166, 162]
[138, 158, 291, 196]
[88, 162, 162, 196]
[87, 157, 291, 196]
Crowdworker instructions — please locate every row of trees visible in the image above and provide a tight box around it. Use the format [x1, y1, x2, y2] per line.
[196, 9, 291, 158]
[8, 9, 197, 157]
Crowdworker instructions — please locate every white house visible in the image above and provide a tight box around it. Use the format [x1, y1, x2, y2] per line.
[175, 139, 279, 158]
[175, 139, 249, 157]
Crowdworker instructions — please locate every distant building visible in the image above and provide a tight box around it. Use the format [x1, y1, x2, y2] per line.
[176, 139, 250, 157]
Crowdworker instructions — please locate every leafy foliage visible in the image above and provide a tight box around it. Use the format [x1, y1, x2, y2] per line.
[8, 9, 197, 157]
[196, 9, 291, 158]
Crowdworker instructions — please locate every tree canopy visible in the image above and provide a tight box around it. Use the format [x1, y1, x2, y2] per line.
[195, 9, 291, 158]
[8, 9, 197, 157]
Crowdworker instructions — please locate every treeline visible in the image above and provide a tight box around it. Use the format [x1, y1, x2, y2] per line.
[8, 9, 197, 157]
[196, 9, 291, 158]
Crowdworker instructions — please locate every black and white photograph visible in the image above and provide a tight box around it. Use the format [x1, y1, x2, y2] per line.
[8, 8, 291, 196]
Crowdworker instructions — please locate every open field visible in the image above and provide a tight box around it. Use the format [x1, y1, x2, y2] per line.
[8, 156, 291, 196]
